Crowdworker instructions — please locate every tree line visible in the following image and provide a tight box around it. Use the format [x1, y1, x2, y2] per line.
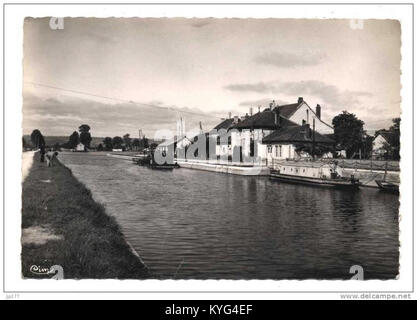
[98, 134, 150, 151]
[25, 112, 401, 160]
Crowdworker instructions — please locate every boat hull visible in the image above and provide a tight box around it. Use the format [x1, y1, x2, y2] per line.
[270, 173, 360, 190]
[375, 180, 399, 194]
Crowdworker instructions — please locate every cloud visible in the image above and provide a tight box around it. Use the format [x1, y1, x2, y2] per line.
[277, 80, 372, 106]
[224, 82, 277, 93]
[22, 92, 220, 137]
[224, 80, 372, 107]
[254, 52, 326, 68]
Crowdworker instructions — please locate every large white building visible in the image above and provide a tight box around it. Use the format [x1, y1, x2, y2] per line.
[160, 97, 335, 166]
[219, 97, 334, 165]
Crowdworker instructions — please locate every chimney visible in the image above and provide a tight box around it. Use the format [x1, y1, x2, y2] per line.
[228, 112, 232, 119]
[316, 104, 321, 119]
[298, 97, 303, 104]
[274, 107, 281, 127]
[249, 107, 253, 116]
[258, 105, 261, 113]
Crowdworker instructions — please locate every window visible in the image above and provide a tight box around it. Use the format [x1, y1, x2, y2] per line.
[279, 145, 282, 158]
[250, 138, 255, 157]
[275, 145, 279, 157]
[267, 145, 272, 153]
[217, 136, 220, 145]
[228, 136, 232, 145]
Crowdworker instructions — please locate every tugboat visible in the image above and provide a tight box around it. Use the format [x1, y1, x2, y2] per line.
[270, 161, 360, 190]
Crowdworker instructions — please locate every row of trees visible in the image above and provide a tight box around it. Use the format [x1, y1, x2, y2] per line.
[99, 134, 149, 151]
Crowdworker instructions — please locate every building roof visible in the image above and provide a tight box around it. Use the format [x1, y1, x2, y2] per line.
[213, 118, 235, 130]
[262, 125, 335, 144]
[246, 98, 333, 130]
[233, 108, 298, 130]
[157, 136, 192, 148]
[375, 130, 398, 145]
[276, 102, 300, 118]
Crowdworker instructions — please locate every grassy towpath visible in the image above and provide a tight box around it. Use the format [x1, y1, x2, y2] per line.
[21, 152, 149, 279]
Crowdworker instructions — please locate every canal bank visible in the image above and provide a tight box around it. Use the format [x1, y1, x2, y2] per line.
[21, 152, 149, 279]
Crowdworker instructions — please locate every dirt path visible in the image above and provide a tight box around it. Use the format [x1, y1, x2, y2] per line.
[22, 151, 35, 182]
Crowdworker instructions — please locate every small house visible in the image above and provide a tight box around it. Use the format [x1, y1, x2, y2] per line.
[74, 142, 86, 152]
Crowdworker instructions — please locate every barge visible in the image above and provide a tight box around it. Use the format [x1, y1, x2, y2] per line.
[270, 161, 360, 190]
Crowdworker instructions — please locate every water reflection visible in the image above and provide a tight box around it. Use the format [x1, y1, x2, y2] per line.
[60, 152, 399, 279]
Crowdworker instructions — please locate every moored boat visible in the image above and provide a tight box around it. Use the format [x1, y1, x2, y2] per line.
[132, 150, 178, 170]
[375, 180, 399, 194]
[269, 161, 360, 190]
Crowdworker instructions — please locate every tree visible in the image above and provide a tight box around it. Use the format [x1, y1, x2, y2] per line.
[332, 111, 365, 158]
[378, 118, 400, 160]
[78, 124, 92, 148]
[362, 133, 374, 159]
[78, 124, 91, 133]
[53, 142, 61, 151]
[143, 136, 149, 149]
[390, 117, 400, 132]
[103, 137, 113, 151]
[97, 143, 104, 151]
[123, 134, 132, 150]
[68, 131, 80, 149]
[30, 129, 45, 148]
[132, 138, 140, 151]
[112, 136, 123, 149]
[389, 118, 400, 160]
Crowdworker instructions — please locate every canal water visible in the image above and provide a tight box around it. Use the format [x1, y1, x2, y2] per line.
[60, 152, 399, 279]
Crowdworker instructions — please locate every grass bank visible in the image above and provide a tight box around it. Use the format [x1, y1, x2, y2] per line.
[21, 152, 149, 279]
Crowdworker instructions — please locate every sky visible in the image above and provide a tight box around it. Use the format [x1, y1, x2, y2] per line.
[23, 18, 401, 138]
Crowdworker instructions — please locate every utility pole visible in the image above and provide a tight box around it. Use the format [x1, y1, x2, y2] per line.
[312, 118, 316, 161]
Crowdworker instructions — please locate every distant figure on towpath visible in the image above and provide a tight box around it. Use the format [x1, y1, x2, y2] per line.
[40, 145, 46, 163]
[46, 151, 59, 167]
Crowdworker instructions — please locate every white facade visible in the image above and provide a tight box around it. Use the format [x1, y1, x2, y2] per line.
[372, 134, 387, 158]
[76, 143, 85, 151]
[373, 134, 386, 151]
[288, 102, 333, 135]
[266, 144, 297, 163]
